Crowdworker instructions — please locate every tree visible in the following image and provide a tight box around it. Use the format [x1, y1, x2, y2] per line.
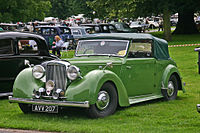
[135, 0, 172, 41]
[173, 0, 200, 34]
[87, 0, 136, 20]
[48, 0, 92, 19]
[0, 0, 51, 22]
[48, 0, 70, 19]
[135, 0, 200, 35]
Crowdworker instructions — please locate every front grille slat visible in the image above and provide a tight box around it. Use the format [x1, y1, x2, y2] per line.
[46, 63, 67, 91]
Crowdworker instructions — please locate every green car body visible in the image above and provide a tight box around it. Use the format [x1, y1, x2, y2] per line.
[9, 33, 185, 118]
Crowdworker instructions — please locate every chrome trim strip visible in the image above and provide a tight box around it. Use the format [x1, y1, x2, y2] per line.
[0, 92, 13, 97]
[9, 96, 89, 108]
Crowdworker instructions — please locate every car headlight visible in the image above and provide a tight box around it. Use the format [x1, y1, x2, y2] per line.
[67, 65, 80, 80]
[46, 80, 55, 91]
[32, 65, 45, 79]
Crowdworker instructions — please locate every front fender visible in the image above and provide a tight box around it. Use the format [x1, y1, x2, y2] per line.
[13, 68, 44, 98]
[66, 70, 130, 107]
[162, 64, 185, 92]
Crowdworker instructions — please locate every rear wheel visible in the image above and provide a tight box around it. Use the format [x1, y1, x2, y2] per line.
[162, 75, 178, 100]
[88, 82, 118, 118]
[18, 103, 32, 113]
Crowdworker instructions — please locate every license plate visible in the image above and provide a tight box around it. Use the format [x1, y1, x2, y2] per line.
[32, 104, 58, 113]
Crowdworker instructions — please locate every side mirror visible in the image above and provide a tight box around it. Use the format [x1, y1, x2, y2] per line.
[24, 59, 31, 67]
[103, 62, 113, 71]
[106, 62, 113, 68]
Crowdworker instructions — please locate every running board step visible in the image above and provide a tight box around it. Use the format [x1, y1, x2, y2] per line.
[129, 95, 163, 104]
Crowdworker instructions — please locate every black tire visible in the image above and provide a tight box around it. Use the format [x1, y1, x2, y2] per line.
[87, 82, 118, 118]
[162, 75, 178, 100]
[18, 103, 32, 114]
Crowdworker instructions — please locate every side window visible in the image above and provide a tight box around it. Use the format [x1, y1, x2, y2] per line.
[103, 26, 108, 31]
[94, 26, 100, 32]
[18, 39, 38, 54]
[86, 28, 95, 34]
[109, 25, 115, 30]
[51, 28, 57, 35]
[72, 29, 81, 35]
[115, 24, 120, 29]
[63, 28, 70, 34]
[128, 41, 152, 58]
[42, 28, 50, 35]
[0, 39, 14, 55]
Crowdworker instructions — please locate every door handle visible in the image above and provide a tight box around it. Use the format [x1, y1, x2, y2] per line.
[126, 66, 132, 69]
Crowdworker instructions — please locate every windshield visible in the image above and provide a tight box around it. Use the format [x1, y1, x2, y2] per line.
[76, 40, 129, 57]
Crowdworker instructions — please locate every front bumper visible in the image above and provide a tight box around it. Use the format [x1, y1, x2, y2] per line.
[9, 96, 90, 108]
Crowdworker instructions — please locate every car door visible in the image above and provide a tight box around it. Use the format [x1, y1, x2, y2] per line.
[0, 38, 18, 93]
[121, 40, 156, 97]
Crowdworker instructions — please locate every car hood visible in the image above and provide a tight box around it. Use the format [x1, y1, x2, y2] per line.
[68, 56, 123, 76]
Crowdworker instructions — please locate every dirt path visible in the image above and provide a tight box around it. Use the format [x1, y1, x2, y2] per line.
[0, 128, 58, 133]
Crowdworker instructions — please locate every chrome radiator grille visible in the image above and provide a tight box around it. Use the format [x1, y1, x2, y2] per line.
[46, 63, 67, 90]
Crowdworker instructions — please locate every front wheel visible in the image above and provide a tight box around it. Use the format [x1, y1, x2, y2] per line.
[162, 75, 178, 100]
[87, 82, 118, 118]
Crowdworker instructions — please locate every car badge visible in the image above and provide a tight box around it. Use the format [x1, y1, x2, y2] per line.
[46, 89, 51, 95]
[100, 41, 105, 46]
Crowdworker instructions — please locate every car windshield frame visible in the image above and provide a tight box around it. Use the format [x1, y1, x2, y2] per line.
[75, 39, 129, 57]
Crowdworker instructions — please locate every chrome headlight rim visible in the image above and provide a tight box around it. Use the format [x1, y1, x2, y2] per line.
[67, 65, 80, 81]
[32, 65, 45, 79]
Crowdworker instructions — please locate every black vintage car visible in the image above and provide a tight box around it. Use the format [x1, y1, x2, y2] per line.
[0, 32, 59, 97]
[80, 23, 118, 33]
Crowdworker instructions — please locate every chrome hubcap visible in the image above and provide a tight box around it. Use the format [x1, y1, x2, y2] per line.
[96, 91, 110, 110]
[167, 81, 175, 96]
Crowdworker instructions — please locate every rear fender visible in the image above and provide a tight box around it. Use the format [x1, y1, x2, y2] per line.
[162, 64, 185, 92]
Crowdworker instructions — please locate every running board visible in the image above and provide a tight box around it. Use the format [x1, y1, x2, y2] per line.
[129, 95, 163, 104]
[0, 92, 13, 97]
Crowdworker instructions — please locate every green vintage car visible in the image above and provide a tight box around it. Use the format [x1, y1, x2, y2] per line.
[9, 33, 185, 118]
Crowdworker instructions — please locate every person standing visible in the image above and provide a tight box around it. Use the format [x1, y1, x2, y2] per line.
[52, 35, 64, 57]
[158, 18, 163, 31]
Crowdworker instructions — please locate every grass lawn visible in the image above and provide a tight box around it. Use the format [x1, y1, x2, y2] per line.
[1, 34, 200, 132]
[151, 31, 200, 45]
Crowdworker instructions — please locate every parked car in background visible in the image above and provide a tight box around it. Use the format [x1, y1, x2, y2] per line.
[69, 26, 94, 41]
[130, 21, 146, 32]
[0, 23, 18, 31]
[147, 17, 159, 29]
[36, 26, 75, 49]
[0, 32, 58, 97]
[111, 22, 137, 33]
[80, 23, 118, 33]
[9, 33, 184, 118]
